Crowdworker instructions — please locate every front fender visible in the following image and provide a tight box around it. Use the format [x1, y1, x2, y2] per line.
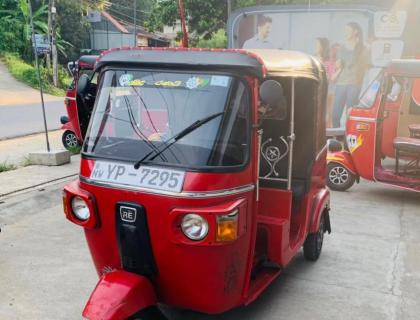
[309, 188, 331, 234]
[327, 151, 357, 175]
[83, 271, 156, 320]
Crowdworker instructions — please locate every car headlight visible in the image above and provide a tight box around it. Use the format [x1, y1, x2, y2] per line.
[181, 214, 208, 241]
[71, 196, 90, 221]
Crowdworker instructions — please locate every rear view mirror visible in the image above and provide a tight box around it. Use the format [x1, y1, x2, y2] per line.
[77, 74, 91, 97]
[67, 61, 76, 76]
[259, 80, 287, 120]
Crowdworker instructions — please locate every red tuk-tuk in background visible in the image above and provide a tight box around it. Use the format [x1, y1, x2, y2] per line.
[327, 59, 420, 192]
[62, 48, 331, 320]
[60, 55, 98, 149]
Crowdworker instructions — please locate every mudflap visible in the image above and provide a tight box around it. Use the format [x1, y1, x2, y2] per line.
[83, 270, 157, 320]
[327, 151, 358, 176]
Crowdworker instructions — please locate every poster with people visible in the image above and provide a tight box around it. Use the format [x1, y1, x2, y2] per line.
[228, 6, 408, 128]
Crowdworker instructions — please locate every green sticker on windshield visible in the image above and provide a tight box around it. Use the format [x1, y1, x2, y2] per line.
[186, 77, 209, 90]
[119, 74, 134, 87]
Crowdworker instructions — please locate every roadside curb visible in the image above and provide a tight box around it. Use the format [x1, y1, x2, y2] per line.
[0, 129, 61, 142]
[0, 173, 77, 199]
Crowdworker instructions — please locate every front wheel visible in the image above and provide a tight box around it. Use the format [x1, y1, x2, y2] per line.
[303, 214, 325, 261]
[327, 163, 355, 191]
[130, 306, 168, 320]
[62, 130, 80, 150]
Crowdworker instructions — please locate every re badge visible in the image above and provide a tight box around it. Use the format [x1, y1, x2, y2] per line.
[120, 206, 137, 223]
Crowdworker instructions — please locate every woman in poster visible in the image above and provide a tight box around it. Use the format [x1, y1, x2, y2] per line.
[315, 38, 336, 127]
[332, 22, 370, 128]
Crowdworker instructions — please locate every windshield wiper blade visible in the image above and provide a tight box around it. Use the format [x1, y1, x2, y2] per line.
[134, 111, 224, 169]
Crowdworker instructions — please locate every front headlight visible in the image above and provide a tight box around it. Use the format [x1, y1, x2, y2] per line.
[181, 214, 208, 241]
[71, 196, 90, 221]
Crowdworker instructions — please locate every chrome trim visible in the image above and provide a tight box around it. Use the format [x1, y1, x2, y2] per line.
[316, 144, 328, 161]
[259, 177, 288, 182]
[65, 96, 77, 101]
[287, 78, 295, 191]
[79, 175, 255, 198]
[348, 116, 376, 123]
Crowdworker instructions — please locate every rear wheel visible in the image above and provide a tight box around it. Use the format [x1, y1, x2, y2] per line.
[62, 130, 80, 150]
[303, 214, 325, 261]
[130, 306, 167, 320]
[327, 163, 355, 191]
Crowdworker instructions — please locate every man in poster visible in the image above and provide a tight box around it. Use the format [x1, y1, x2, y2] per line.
[242, 15, 275, 49]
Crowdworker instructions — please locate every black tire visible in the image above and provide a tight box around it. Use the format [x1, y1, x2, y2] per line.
[303, 214, 325, 261]
[62, 130, 80, 150]
[130, 306, 168, 320]
[327, 163, 355, 191]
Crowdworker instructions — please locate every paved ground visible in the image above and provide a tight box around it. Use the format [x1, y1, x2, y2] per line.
[0, 61, 66, 139]
[0, 61, 62, 106]
[0, 176, 419, 320]
[0, 101, 66, 140]
[0, 130, 65, 166]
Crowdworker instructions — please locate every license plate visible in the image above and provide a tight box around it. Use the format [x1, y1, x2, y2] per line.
[89, 161, 185, 193]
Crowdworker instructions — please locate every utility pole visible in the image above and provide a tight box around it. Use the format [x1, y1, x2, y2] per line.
[178, 0, 189, 48]
[133, 0, 137, 47]
[51, 0, 58, 87]
[47, 0, 52, 67]
[227, 0, 232, 20]
[28, 0, 51, 152]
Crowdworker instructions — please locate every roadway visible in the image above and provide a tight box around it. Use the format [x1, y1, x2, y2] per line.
[0, 101, 65, 140]
[0, 179, 419, 320]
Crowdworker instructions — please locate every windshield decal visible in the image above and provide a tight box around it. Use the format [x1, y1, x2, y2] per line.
[119, 74, 134, 86]
[154, 80, 182, 87]
[210, 76, 230, 87]
[129, 79, 146, 86]
[186, 77, 210, 90]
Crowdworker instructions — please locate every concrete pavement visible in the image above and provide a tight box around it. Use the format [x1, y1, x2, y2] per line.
[0, 61, 66, 139]
[0, 101, 66, 140]
[0, 61, 62, 106]
[0, 173, 419, 320]
[0, 131, 65, 166]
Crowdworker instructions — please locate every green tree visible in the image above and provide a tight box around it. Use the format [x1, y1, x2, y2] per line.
[56, 0, 89, 63]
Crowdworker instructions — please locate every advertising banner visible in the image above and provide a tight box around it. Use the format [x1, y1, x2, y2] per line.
[228, 6, 408, 127]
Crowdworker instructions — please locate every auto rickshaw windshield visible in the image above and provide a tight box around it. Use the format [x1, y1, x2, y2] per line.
[83, 69, 250, 169]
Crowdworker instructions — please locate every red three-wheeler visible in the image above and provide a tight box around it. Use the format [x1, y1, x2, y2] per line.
[327, 59, 420, 192]
[62, 48, 331, 320]
[61, 55, 98, 150]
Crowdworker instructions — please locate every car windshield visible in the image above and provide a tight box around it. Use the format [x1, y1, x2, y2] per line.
[83, 69, 250, 169]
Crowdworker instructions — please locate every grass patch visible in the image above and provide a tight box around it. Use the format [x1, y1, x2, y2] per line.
[0, 161, 17, 173]
[1, 52, 71, 96]
[68, 145, 82, 155]
[20, 156, 33, 167]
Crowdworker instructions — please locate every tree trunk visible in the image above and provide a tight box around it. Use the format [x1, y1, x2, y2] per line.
[51, 0, 58, 87]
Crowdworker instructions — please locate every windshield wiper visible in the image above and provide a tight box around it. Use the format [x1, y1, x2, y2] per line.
[134, 112, 224, 169]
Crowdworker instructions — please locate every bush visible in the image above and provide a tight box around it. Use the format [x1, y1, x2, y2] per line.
[196, 29, 227, 49]
[1, 52, 70, 96]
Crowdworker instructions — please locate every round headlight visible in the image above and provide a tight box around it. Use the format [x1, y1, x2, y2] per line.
[181, 214, 208, 241]
[71, 196, 90, 221]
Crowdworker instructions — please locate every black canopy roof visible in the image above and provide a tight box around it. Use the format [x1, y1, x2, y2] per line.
[78, 55, 98, 68]
[387, 60, 420, 77]
[95, 48, 265, 77]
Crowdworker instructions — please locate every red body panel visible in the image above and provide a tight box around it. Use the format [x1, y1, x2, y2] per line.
[62, 89, 83, 142]
[79, 175, 255, 313]
[346, 103, 380, 180]
[327, 151, 357, 175]
[380, 99, 401, 158]
[63, 58, 331, 317]
[327, 65, 420, 191]
[83, 271, 156, 320]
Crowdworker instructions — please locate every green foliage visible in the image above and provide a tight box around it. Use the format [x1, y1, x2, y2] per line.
[196, 29, 227, 49]
[56, 0, 89, 63]
[107, 0, 155, 26]
[0, 161, 17, 173]
[1, 52, 69, 96]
